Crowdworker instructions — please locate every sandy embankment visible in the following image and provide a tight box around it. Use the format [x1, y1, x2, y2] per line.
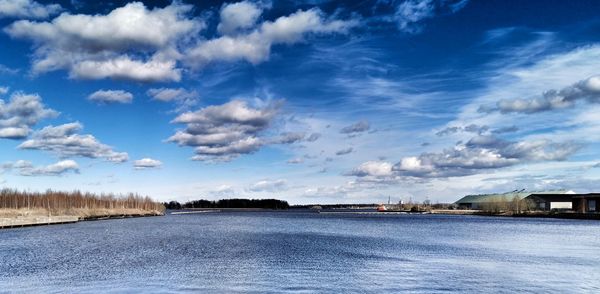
[0, 208, 164, 229]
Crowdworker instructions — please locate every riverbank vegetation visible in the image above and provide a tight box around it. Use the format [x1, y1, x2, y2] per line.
[164, 198, 289, 210]
[0, 188, 165, 219]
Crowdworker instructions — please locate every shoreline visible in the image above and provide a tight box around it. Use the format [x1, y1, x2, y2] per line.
[0, 210, 164, 230]
[431, 209, 600, 220]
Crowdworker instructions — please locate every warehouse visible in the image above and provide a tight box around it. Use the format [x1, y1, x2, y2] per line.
[572, 194, 600, 213]
[523, 194, 575, 211]
[455, 190, 573, 210]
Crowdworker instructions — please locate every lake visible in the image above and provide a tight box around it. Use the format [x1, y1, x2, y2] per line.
[1, 211, 599, 293]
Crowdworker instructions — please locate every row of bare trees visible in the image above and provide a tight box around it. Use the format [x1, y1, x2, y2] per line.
[0, 188, 164, 212]
[480, 196, 537, 214]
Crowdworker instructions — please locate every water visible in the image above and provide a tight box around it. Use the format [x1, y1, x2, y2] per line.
[1, 212, 600, 293]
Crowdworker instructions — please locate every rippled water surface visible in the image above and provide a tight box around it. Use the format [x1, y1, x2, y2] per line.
[1, 212, 600, 293]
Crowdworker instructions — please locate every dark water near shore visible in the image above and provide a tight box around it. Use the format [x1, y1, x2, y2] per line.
[1, 212, 600, 293]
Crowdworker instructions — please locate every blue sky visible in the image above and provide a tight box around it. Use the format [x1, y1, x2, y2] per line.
[1, 0, 600, 204]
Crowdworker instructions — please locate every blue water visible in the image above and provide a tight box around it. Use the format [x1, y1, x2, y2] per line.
[1, 212, 600, 293]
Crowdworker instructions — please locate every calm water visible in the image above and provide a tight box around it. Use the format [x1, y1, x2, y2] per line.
[1, 212, 600, 293]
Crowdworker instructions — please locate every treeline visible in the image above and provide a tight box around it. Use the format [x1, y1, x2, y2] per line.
[479, 196, 537, 214]
[164, 198, 289, 210]
[0, 188, 165, 212]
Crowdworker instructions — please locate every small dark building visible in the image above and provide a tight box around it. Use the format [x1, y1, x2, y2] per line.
[572, 194, 600, 213]
[524, 194, 575, 211]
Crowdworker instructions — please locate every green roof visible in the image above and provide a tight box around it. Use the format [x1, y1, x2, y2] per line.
[455, 190, 568, 204]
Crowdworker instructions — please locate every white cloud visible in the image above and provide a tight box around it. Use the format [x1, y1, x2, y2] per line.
[5, 159, 79, 176]
[398, 136, 579, 178]
[0, 92, 58, 139]
[0, 86, 8, 95]
[480, 75, 600, 114]
[347, 134, 581, 182]
[134, 158, 162, 169]
[147, 87, 199, 112]
[70, 56, 182, 82]
[168, 99, 281, 162]
[249, 179, 287, 192]
[5, 2, 201, 82]
[88, 89, 133, 104]
[217, 1, 263, 35]
[392, 0, 468, 33]
[18, 122, 128, 163]
[185, 8, 357, 68]
[394, 0, 435, 33]
[348, 161, 394, 177]
[23, 160, 79, 176]
[6, 2, 355, 81]
[0, 0, 61, 19]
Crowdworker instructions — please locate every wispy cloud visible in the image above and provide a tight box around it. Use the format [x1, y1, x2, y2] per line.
[0, 0, 62, 19]
[4, 159, 79, 176]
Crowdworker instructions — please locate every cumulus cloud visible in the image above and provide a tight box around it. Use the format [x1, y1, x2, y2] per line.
[340, 120, 370, 134]
[6, 2, 355, 81]
[0, 86, 8, 95]
[70, 57, 182, 82]
[481, 75, 600, 114]
[396, 136, 580, 178]
[335, 147, 353, 155]
[168, 99, 281, 162]
[18, 122, 128, 163]
[133, 158, 162, 169]
[249, 179, 287, 192]
[0, 0, 62, 19]
[217, 1, 263, 35]
[4, 2, 201, 82]
[147, 87, 199, 112]
[185, 8, 357, 68]
[22, 160, 78, 176]
[0, 92, 58, 139]
[4, 159, 79, 176]
[347, 161, 394, 177]
[88, 89, 133, 104]
[392, 0, 468, 33]
[350, 135, 581, 180]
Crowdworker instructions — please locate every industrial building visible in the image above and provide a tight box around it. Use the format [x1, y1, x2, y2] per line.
[454, 190, 573, 210]
[455, 190, 600, 213]
[573, 194, 600, 213]
[523, 194, 575, 211]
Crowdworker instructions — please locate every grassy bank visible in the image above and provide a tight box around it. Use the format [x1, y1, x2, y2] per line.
[0, 189, 164, 228]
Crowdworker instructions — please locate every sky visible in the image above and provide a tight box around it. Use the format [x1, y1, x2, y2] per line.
[1, 0, 600, 204]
